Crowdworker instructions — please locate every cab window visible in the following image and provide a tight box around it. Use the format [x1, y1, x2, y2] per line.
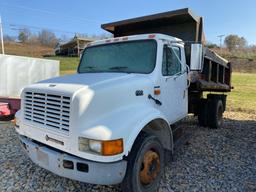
[162, 45, 181, 76]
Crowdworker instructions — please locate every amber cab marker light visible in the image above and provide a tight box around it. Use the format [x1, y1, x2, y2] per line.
[102, 139, 123, 156]
[154, 89, 161, 95]
[148, 34, 156, 38]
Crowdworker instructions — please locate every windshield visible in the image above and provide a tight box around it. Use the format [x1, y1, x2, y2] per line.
[78, 40, 157, 74]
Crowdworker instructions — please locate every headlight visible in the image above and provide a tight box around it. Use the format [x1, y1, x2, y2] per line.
[78, 137, 89, 152]
[89, 140, 102, 153]
[78, 137, 123, 156]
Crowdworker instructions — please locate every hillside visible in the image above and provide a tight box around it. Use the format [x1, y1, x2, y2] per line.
[3, 42, 256, 73]
[4, 42, 54, 58]
[4, 42, 80, 75]
[213, 48, 256, 73]
[2, 42, 256, 113]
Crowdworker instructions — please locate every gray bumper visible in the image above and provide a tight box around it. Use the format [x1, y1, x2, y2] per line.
[19, 136, 127, 185]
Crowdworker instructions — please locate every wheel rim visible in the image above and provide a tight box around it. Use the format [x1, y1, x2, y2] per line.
[139, 150, 161, 186]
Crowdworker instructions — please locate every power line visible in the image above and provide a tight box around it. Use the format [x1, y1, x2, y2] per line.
[0, 2, 102, 24]
[3, 21, 108, 39]
[8, 23, 77, 35]
[3, 21, 99, 37]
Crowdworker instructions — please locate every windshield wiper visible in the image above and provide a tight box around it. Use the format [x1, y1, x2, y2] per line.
[109, 66, 128, 70]
[83, 66, 96, 69]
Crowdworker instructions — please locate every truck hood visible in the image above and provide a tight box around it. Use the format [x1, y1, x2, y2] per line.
[39, 73, 134, 88]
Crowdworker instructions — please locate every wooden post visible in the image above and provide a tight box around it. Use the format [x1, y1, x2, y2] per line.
[0, 16, 5, 54]
[216, 64, 219, 83]
[208, 60, 212, 81]
[77, 39, 80, 56]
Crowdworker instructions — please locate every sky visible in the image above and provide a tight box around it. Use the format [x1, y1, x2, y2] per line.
[0, 0, 255, 45]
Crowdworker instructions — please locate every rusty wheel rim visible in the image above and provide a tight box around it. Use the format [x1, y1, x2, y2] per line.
[139, 150, 161, 186]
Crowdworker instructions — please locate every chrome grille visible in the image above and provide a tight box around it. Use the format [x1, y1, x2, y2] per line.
[24, 91, 71, 133]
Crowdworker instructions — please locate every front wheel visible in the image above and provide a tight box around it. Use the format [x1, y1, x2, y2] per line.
[121, 133, 164, 192]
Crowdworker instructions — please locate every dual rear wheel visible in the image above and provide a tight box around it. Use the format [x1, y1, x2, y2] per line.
[198, 98, 224, 128]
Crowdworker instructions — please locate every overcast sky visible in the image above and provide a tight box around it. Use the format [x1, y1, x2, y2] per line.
[0, 0, 255, 45]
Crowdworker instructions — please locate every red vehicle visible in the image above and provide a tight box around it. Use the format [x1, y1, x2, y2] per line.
[0, 97, 20, 120]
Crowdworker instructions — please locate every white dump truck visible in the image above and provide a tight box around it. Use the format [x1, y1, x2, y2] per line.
[15, 9, 232, 191]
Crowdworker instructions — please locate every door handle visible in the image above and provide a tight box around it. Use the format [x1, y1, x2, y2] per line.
[148, 94, 162, 105]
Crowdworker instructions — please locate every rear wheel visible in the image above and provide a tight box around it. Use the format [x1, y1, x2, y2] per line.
[208, 99, 223, 129]
[121, 133, 164, 192]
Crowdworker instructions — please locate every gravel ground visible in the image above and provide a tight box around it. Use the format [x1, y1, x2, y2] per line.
[0, 111, 255, 192]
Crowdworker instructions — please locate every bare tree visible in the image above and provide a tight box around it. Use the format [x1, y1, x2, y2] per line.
[60, 34, 70, 42]
[38, 29, 58, 47]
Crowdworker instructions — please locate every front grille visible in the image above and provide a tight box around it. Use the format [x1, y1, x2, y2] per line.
[24, 91, 71, 133]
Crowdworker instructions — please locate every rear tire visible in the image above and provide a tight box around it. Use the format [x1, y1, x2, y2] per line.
[208, 99, 223, 129]
[121, 133, 164, 192]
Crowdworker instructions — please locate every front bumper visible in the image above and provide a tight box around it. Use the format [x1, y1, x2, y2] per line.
[19, 135, 127, 185]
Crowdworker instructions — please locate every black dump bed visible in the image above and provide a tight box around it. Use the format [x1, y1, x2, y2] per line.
[102, 8, 205, 43]
[102, 8, 232, 92]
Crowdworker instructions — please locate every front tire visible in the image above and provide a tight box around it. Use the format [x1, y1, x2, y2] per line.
[121, 133, 164, 192]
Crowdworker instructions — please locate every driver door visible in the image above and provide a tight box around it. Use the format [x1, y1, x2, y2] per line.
[159, 44, 188, 124]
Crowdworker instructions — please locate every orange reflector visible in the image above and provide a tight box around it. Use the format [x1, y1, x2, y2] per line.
[154, 89, 161, 95]
[102, 139, 123, 156]
[148, 34, 156, 38]
[13, 117, 16, 124]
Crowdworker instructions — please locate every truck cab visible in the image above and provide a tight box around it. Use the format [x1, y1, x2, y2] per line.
[15, 34, 189, 191]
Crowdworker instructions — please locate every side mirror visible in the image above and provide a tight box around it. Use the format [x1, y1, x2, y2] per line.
[190, 44, 203, 71]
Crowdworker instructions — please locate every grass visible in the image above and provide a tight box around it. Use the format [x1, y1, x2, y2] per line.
[227, 73, 256, 113]
[47, 56, 255, 113]
[44, 56, 79, 76]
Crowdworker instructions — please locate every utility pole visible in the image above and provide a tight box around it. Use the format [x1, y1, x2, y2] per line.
[217, 34, 225, 49]
[0, 15, 5, 54]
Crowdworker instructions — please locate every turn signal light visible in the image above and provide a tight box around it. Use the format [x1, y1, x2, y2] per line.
[102, 139, 123, 156]
[154, 89, 161, 95]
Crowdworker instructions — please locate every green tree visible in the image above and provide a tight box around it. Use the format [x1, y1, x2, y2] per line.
[18, 28, 31, 43]
[224, 35, 247, 51]
[206, 42, 219, 49]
